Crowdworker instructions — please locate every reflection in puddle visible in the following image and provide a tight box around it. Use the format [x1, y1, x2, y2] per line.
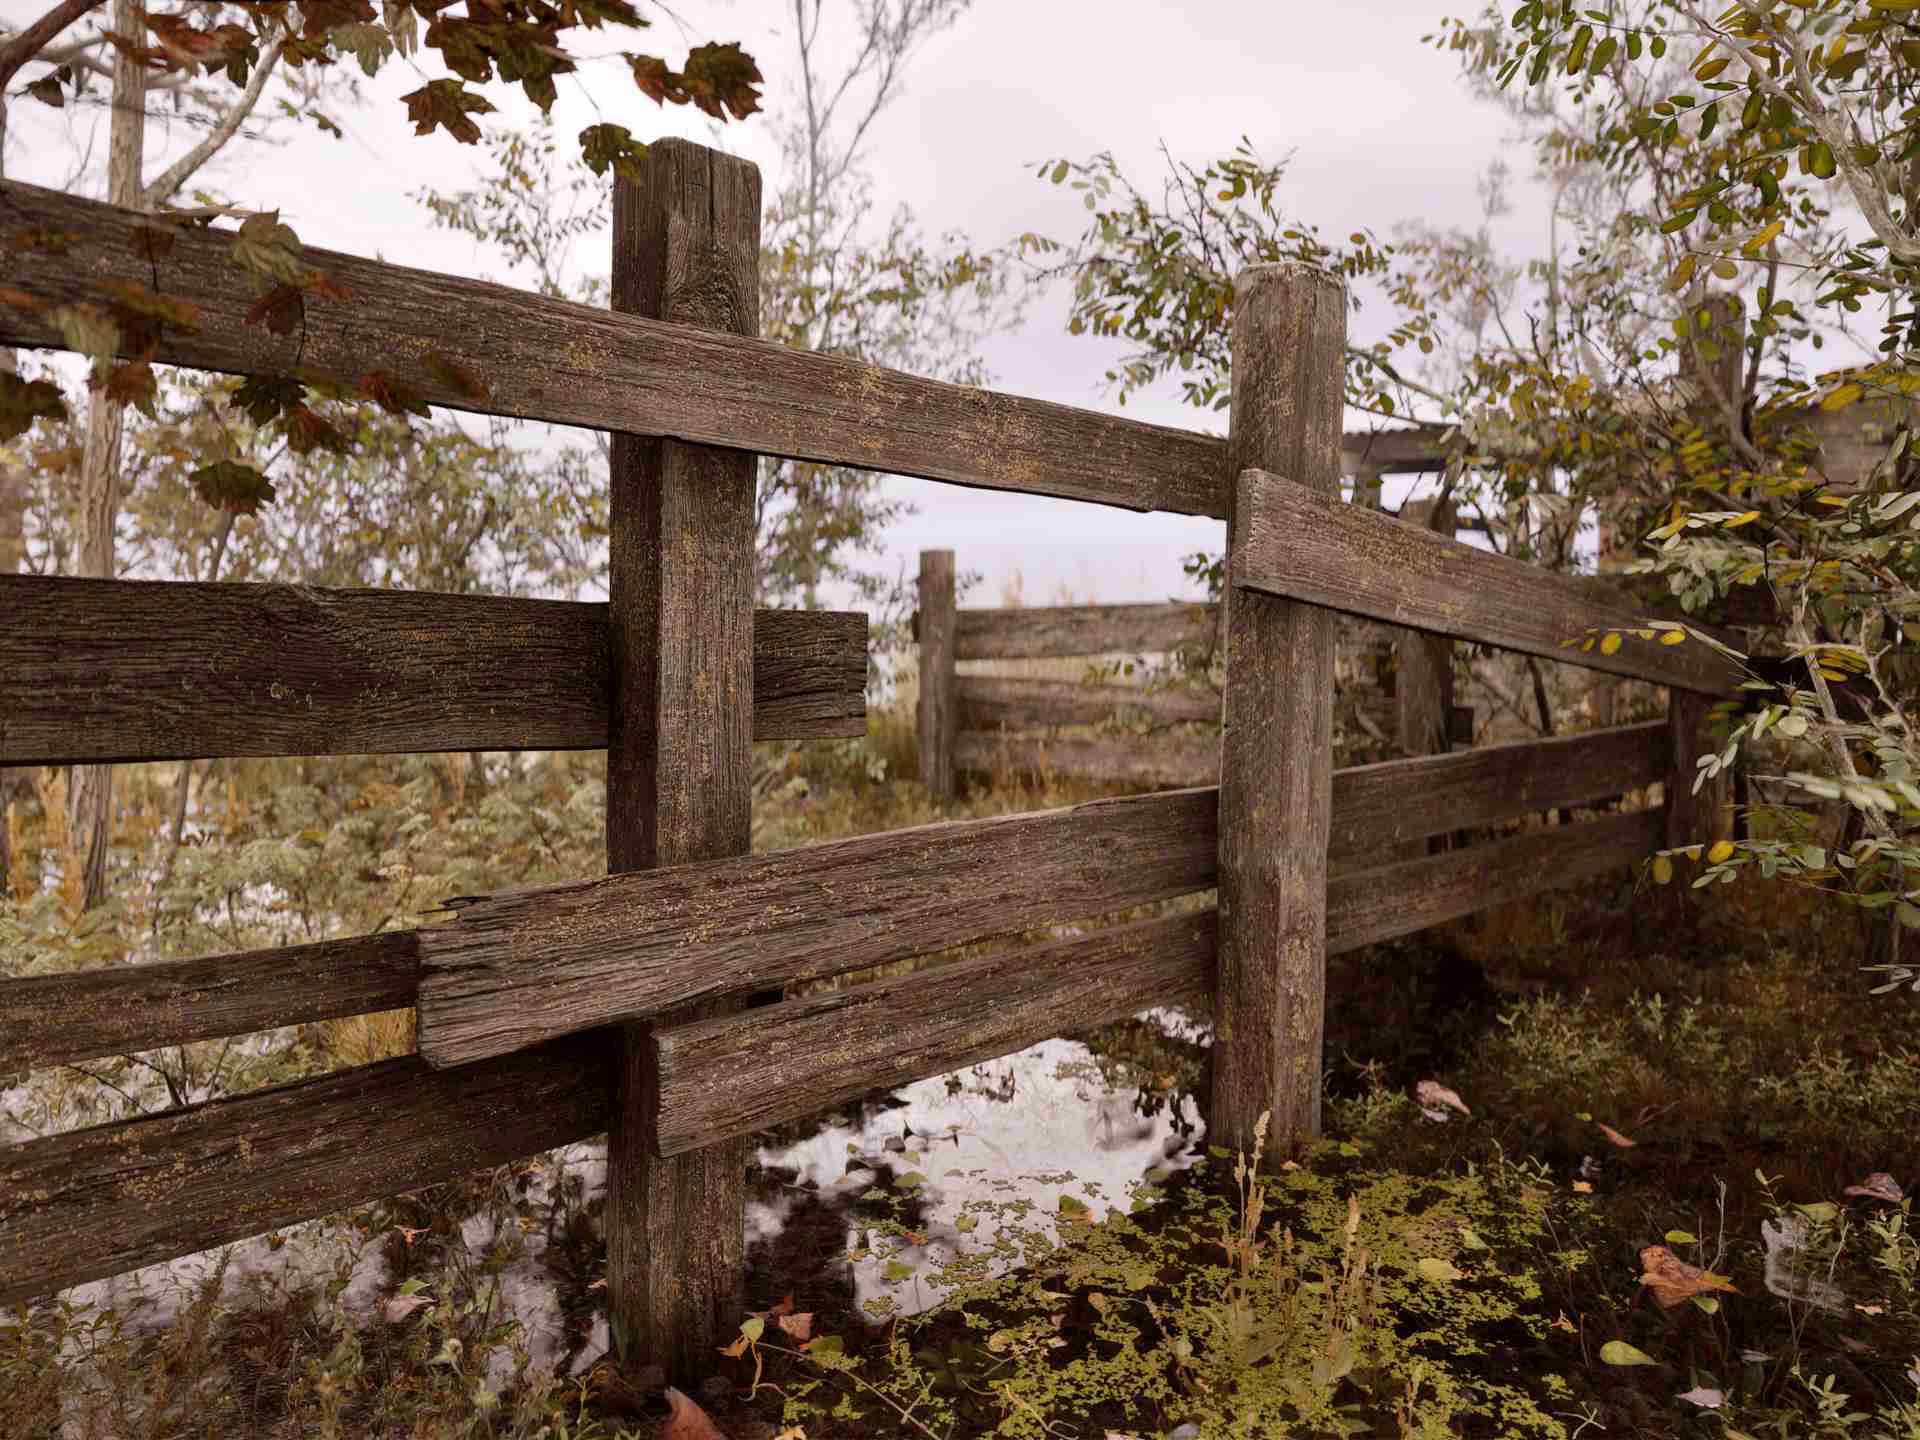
[748, 1011, 1209, 1320]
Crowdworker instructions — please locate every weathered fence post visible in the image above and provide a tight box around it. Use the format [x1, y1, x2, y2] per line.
[917, 548, 957, 803]
[1390, 498, 1458, 862]
[605, 138, 760, 1383]
[1212, 262, 1347, 1160]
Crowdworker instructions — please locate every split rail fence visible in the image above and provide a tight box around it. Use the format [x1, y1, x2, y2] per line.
[0, 140, 1742, 1384]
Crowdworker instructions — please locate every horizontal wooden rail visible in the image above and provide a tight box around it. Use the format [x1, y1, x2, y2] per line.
[0, 1037, 609, 1308]
[651, 911, 1214, 1157]
[652, 804, 1662, 1154]
[1228, 470, 1744, 695]
[0, 576, 864, 765]
[2, 799, 1661, 1309]
[415, 720, 1671, 1068]
[1, 181, 1225, 520]
[955, 732, 1220, 790]
[1, 723, 1669, 1076]
[956, 676, 1219, 731]
[952, 602, 1216, 660]
[0, 933, 418, 1076]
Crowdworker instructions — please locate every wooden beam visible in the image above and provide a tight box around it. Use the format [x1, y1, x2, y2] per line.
[0, 180, 1225, 520]
[954, 602, 1216, 660]
[956, 676, 1218, 731]
[1228, 471, 1744, 695]
[1342, 425, 1450, 474]
[652, 806, 1664, 1157]
[1211, 263, 1347, 1158]
[0, 1038, 609, 1309]
[0, 931, 416, 1075]
[602, 138, 758, 1384]
[650, 912, 1213, 1158]
[6, 723, 1670, 1077]
[1328, 808, 1663, 955]
[0, 576, 865, 765]
[916, 550, 957, 803]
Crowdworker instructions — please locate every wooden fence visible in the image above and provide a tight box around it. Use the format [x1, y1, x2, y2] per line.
[0, 141, 1742, 1385]
[912, 505, 1475, 798]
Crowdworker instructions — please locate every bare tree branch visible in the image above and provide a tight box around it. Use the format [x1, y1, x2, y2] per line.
[142, 33, 283, 207]
[0, 0, 107, 93]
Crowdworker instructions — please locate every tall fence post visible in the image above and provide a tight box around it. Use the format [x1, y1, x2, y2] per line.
[1391, 498, 1457, 861]
[605, 138, 761, 1384]
[1212, 262, 1347, 1159]
[918, 548, 957, 803]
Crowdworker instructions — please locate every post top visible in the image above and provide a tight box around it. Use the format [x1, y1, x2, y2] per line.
[1232, 261, 1347, 299]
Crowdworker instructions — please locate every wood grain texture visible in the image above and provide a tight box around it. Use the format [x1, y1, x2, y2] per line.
[0, 931, 417, 1075]
[652, 804, 1664, 1157]
[650, 911, 1215, 1157]
[1394, 500, 1456, 760]
[6, 723, 1669, 1076]
[603, 138, 758, 1384]
[1327, 808, 1663, 955]
[954, 602, 1216, 660]
[1212, 262, 1347, 1157]
[0, 179, 1224, 519]
[1666, 689, 1730, 850]
[0, 576, 864, 764]
[1229, 473, 1745, 696]
[954, 732, 1220, 791]
[955, 676, 1219, 731]
[916, 551, 956, 802]
[0, 1038, 609, 1308]
[416, 787, 1222, 1068]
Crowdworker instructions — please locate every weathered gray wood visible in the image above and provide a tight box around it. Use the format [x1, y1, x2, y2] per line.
[1389, 499, 1457, 865]
[653, 803, 1666, 1157]
[917, 551, 957, 802]
[0, 179, 1223, 520]
[1228, 472, 1745, 696]
[1666, 689, 1728, 850]
[0, 931, 417, 1075]
[416, 787, 1221, 1068]
[1212, 262, 1347, 1158]
[955, 602, 1216, 660]
[954, 732, 1220, 791]
[0, 1037, 609, 1308]
[650, 911, 1214, 1157]
[7, 723, 1670, 1076]
[0, 575, 864, 764]
[956, 676, 1219, 731]
[603, 138, 758, 1384]
[1328, 808, 1664, 955]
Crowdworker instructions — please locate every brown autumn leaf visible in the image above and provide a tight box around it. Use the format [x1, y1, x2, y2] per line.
[246, 284, 306, 336]
[382, 1292, 433, 1322]
[777, 1310, 814, 1341]
[1638, 1244, 1738, 1309]
[1843, 1172, 1904, 1204]
[1596, 1121, 1638, 1148]
[1415, 1079, 1471, 1117]
[663, 1385, 730, 1440]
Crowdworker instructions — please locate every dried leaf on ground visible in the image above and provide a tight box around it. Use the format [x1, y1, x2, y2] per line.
[1639, 1244, 1738, 1309]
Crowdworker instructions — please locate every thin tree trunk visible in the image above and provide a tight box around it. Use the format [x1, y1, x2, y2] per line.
[67, 0, 146, 913]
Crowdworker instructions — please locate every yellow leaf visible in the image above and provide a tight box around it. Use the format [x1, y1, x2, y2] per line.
[1822, 383, 1865, 411]
[1669, 254, 1699, 291]
[1601, 632, 1623, 655]
[1708, 840, 1736, 864]
[1744, 219, 1784, 256]
[1725, 510, 1761, 527]
[1653, 855, 1675, 885]
[1581, 637, 1596, 652]
[1660, 630, 1687, 646]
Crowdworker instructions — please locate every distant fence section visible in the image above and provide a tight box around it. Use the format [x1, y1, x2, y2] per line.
[0, 151, 1738, 1386]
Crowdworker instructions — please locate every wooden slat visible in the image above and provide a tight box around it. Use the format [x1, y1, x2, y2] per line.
[0, 1038, 609, 1308]
[1, 723, 1669, 1076]
[1228, 470, 1744, 695]
[0, 180, 1226, 520]
[955, 732, 1219, 790]
[0, 932, 417, 1075]
[917, 551, 957, 802]
[956, 676, 1218, 731]
[650, 912, 1214, 1157]
[954, 602, 1216, 660]
[653, 805, 1665, 1156]
[415, 787, 1220, 1068]
[0, 575, 865, 765]
[1327, 808, 1663, 955]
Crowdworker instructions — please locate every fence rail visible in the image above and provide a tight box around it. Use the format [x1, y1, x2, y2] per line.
[0, 155, 1713, 1378]
[1, 575, 866, 763]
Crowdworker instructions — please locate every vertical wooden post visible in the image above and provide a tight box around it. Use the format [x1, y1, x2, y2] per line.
[917, 549, 957, 803]
[1667, 688, 1712, 853]
[605, 138, 760, 1385]
[1390, 498, 1457, 863]
[1212, 262, 1347, 1160]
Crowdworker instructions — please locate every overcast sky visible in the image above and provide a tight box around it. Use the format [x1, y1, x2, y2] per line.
[4, 0, 1541, 606]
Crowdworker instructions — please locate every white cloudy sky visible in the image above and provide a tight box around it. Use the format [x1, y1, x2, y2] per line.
[4, 0, 1544, 606]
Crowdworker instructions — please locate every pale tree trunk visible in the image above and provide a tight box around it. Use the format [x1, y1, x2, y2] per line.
[67, 0, 146, 912]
